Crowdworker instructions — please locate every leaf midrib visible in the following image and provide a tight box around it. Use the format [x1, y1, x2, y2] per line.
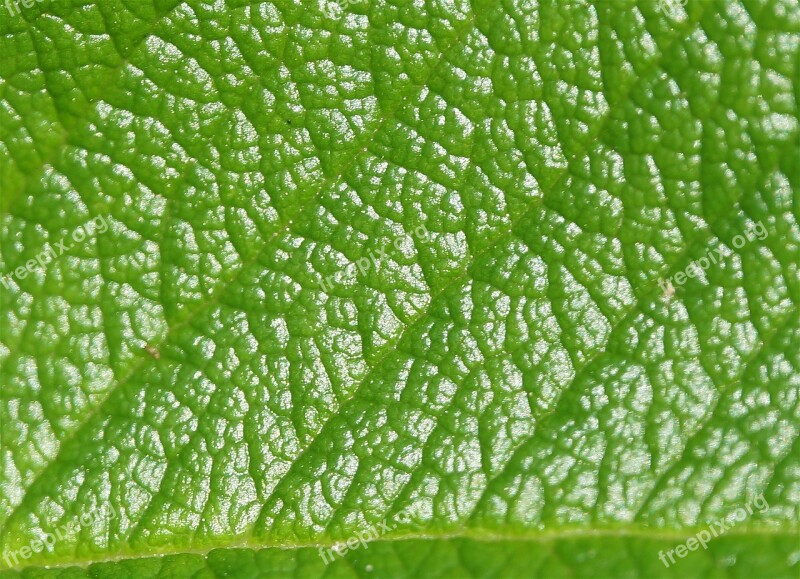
[4, 525, 798, 572]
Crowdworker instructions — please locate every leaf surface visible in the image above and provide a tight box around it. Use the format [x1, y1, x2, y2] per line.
[0, 0, 799, 577]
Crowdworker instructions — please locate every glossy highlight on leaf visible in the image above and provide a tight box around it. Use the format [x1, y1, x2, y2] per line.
[0, 0, 799, 577]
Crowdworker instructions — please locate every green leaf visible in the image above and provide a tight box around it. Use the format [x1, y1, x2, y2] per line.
[1, 0, 798, 577]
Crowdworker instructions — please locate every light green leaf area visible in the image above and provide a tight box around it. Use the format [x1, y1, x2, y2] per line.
[0, 0, 798, 577]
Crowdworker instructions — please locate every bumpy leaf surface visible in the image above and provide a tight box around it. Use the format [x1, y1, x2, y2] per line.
[0, 0, 798, 577]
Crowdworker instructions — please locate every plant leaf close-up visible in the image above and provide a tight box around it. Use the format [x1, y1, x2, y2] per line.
[0, 0, 799, 577]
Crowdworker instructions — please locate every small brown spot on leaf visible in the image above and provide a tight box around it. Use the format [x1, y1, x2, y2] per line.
[144, 344, 161, 360]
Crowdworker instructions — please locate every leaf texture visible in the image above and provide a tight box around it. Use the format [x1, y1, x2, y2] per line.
[0, 0, 799, 576]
